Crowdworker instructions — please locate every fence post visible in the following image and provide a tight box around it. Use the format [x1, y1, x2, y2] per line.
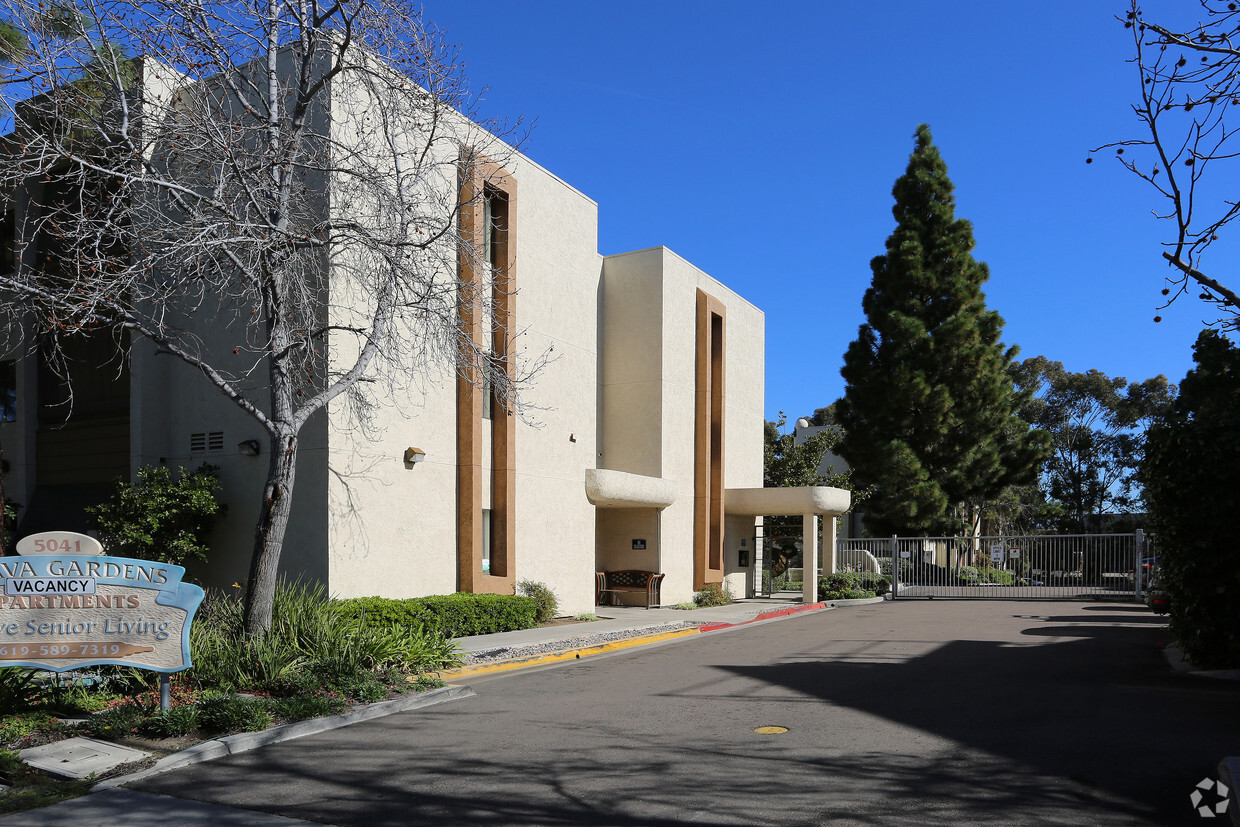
[891, 535, 899, 600]
[1134, 529, 1145, 601]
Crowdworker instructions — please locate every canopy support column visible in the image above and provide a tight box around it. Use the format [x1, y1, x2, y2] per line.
[802, 513, 818, 605]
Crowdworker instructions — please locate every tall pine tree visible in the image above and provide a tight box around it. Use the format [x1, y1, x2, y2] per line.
[837, 125, 1047, 536]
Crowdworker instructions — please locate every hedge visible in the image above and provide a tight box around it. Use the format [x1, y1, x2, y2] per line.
[338, 593, 540, 638]
[817, 572, 890, 600]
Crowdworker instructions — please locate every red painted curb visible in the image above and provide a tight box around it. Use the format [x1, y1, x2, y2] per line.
[698, 602, 828, 633]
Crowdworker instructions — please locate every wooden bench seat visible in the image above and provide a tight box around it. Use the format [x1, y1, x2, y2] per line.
[596, 570, 665, 609]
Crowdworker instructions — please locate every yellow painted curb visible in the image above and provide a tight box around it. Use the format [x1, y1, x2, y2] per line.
[439, 627, 701, 680]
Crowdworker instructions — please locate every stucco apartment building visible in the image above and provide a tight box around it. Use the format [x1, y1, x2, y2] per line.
[1, 55, 847, 615]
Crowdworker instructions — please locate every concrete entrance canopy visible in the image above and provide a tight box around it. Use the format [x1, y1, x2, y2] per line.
[585, 469, 677, 510]
[725, 486, 851, 604]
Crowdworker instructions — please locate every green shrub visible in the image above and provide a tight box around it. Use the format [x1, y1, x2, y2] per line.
[410, 675, 445, 692]
[340, 593, 540, 638]
[84, 704, 147, 739]
[516, 580, 559, 623]
[0, 668, 40, 715]
[817, 572, 889, 600]
[196, 693, 272, 733]
[820, 588, 876, 600]
[338, 677, 386, 704]
[1143, 330, 1240, 669]
[138, 706, 199, 738]
[956, 566, 1015, 586]
[43, 680, 120, 715]
[190, 582, 463, 693]
[693, 582, 733, 607]
[87, 464, 224, 566]
[268, 695, 347, 721]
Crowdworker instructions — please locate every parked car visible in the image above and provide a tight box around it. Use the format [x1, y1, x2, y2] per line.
[1131, 557, 1158, 585]
[1144, 575, 1171, 615]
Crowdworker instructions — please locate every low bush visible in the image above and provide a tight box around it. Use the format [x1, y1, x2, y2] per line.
[87, 463, 225, 566]
[409, 675, 445, 692]
[817, 572, 889, 600]
[693, 582, 733, 607]
[820, 588, 876, 600]
[190, 582, 463, 693]
[0, 668, 40, 715]
[957, 566, 1015, 586]
[138, 706, 199, 739]
[340, 593, 540, 638]
[197, 693, 273, 734]
[268, 695, 347, 722]
[83, 704, 147, 739]
[516, 580, 559, 623]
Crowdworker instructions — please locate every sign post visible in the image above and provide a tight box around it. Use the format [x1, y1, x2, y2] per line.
[2, 532, 205, 710]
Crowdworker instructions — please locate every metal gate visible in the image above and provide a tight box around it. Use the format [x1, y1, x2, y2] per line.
[836, 532, 1152, 600]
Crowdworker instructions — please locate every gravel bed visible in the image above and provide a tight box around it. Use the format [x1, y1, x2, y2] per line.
[462, 621, 704, 664]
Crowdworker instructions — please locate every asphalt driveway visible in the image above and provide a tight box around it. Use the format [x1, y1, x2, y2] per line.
[130, 600, 1237, 825]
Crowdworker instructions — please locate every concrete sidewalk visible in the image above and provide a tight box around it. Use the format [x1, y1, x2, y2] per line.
[456, 595, 823, 656]
[2, 595, 837, 825]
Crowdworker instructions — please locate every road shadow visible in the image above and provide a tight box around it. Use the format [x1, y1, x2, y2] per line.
[712, 608, 1235, 825]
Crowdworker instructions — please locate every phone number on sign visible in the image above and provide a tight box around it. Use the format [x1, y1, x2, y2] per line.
[0, 643, 124, 659]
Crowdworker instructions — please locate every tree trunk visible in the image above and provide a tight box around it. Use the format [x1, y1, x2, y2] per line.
[243, 431, 298, 635]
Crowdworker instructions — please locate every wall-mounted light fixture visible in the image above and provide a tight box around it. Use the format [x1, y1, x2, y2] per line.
[403, 447, 426, 464]
[237, 439, 261, 457]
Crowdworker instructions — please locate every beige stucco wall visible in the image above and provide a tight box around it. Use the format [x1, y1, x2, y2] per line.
[598, 248, 765, 605]
[320, 76, 603, 612]
[5, 52, 767, 619]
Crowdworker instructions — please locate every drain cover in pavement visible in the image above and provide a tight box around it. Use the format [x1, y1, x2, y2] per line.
[19, 737, 150, 779]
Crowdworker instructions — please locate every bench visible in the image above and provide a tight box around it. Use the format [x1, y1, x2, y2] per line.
[596, 570, 665, 609]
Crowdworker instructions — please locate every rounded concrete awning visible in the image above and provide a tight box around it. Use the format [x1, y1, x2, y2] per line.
[585, 469, 678, 509]
[724, 486, 851, 516]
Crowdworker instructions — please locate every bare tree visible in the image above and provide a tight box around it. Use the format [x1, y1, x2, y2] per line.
[1095, 0, 1240, 328]
[0, 0, 535, 633]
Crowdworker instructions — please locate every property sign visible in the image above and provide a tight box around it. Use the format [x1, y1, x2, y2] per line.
[0, 532, 204, 673]
[990, 545, 1004, 563]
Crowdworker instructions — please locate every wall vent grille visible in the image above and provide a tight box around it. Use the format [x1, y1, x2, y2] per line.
[190, 432, 224, 453]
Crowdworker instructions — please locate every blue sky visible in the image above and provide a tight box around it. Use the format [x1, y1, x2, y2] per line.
[428, 1, 1227, 423]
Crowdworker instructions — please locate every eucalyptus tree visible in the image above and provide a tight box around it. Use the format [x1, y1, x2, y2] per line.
[1015, 357, 1175, 532]
[0, 0, 535, 633]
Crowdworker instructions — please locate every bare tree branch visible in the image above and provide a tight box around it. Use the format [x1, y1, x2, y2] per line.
[0, 0, 540, 632]
[1094, 0, 1240, 329]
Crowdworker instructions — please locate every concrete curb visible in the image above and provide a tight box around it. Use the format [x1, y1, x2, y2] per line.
[698, 600, 832, 632]
[91, 684, 476, 792]
[1163, 645, 1240, 680]
[440, 628, 701, 680]
[451, 599, 848, 678]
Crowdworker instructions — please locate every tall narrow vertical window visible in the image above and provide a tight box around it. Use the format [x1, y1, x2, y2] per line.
[481, 508, 492, 573]
[457, 157, 516, 595]
[481, 189, 506, 421]
[694, 290, 726, 589]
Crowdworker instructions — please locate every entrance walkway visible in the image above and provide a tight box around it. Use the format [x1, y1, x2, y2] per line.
[455, 595, 811, 657]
